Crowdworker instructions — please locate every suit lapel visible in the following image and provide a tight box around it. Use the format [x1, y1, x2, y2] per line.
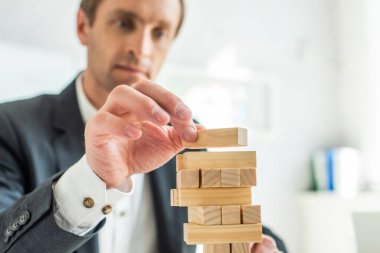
[52, 80, 85, 172]
[148, 158, 190, 253]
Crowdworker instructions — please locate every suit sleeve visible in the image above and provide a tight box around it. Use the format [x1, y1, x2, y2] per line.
[0, 111, 102, 253]
[53, 155, 132, 236]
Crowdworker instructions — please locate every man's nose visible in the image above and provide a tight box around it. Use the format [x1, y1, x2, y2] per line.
[127, 29, 153, 60]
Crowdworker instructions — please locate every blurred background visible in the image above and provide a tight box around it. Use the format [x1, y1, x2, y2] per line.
[1, 0, 380, 252]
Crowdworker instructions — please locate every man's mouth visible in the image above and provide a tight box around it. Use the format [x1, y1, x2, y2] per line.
[115, 64, 148, 78]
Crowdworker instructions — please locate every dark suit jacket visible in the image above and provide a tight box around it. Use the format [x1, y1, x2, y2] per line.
[0, 79, 287, 253]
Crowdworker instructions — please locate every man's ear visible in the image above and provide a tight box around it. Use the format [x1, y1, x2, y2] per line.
[77, 9, 90, 45]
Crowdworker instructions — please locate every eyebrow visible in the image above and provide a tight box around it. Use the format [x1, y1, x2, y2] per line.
[109, 9, 171, 29]
[110, 9, 143, 22]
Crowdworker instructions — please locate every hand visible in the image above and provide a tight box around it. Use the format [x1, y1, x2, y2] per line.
[251, 235, 283, 253]
[84, 80, 201, 188]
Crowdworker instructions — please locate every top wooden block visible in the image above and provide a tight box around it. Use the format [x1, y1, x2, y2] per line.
[182, 128, 248, 149]
[179, 151, 256, 170]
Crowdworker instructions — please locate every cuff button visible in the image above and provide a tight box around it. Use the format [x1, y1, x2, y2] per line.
[102, 205, 112, 215]
[83, 197, 95, 208]
[18, 211, 30, 225]
[11, 222, 19, 231]
[4, 226, 13, 237]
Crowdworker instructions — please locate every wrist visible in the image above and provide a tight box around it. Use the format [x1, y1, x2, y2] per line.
[112, 176, 133, 192]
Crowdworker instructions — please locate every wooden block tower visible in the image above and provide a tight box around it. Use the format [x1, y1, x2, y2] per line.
[171, 128, 262, 253]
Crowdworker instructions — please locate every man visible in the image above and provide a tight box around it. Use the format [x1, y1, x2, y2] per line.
[0, 0, 287, 252]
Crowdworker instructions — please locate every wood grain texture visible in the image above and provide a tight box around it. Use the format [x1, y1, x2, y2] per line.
[241, 205, 261, 224]
[221, 169, 240, 187]
[201, 169, 221, 188]
[188, 206, 221, 225]
[184, 223, 262, 244]
[176, 154, 184, 172]
[182, 128, 248, 149]
[171, 188, 252, 207]
[222, 205, 241, 225]
[183, 151, 256, 170]
[170, 189, 178, 206]
[204, 244, 231, 253]
[240, 168, 257, 187]
[231, 243, 250, 253]
[177, 169, 200, 189]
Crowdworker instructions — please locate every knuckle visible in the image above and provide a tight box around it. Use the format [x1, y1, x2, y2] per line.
[111, 84, 129, 96]
[85, 111, 109, 137]
[163, 91, 180, 107]
[92, 111, 109, 124]
[132, 80, 151, 90]
[141, 97, 157, 111]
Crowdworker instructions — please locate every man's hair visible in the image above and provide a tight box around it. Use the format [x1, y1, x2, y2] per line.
[80, 0, 185, 37]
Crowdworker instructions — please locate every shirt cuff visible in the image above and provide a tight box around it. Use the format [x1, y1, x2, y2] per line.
[53, 155, 133, 236]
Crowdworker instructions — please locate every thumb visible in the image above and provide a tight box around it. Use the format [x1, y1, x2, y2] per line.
[251, 235, 279, 253]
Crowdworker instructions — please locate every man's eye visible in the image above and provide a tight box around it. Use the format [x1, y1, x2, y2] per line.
[116, 19, 134, 30]
[153, 28, 165, 39]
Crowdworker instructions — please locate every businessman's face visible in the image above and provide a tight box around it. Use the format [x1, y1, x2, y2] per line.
[77, 0, 181, 90]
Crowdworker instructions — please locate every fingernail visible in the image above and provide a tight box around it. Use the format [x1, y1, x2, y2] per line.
[176, 104, 191, 120]
[183, 126, 197, 142]
[152, 107, 169, 123]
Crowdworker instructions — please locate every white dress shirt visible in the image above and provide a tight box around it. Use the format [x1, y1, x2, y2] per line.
[53, 75, 157, 253]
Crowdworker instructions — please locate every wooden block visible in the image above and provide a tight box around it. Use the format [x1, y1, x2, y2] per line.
[204, 244, 230, 253]
[201, 169, 221, 188]
[241, 205, 261, 224]
[222, 206, 241, 225]
[184, 223, 262, 244]
[221, 169, 240, 187]
[171, 188, 252, 207]
[240, 168, 257, 187]
[182, 151, 256, 170]
[182, 128, 247, 149]
[177, 169, 199, 188]
[170, 189, 178, 206]
[232, 243, 250, 253]
[188, 206, 221, 225]
[176, 154, 184, 171]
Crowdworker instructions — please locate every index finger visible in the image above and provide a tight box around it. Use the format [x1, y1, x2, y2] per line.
[101, 84, 172, 124]
[132, 80, 199, 142]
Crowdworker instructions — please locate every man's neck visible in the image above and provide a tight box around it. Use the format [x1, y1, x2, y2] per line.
[82, 70, 109, 110]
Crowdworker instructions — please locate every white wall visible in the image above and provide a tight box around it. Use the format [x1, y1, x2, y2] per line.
[0, 0, 84, 101]
[0, 41, 83, 101]
[0, 1, 345, 252]
[336, 0, 380, 188]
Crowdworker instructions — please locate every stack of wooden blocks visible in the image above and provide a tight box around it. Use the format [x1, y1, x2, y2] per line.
[171, 127, 262, 253]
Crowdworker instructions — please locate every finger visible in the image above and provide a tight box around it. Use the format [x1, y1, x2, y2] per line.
[261, 235, 277, 249]
[177, 123, 204, 141]
[132, 80, 197, 141]
[101, 84, 170, 126]
[251, 235, 279, 253]
[169, 117, 198, 143]
[252, 244, 271, 253]
[133, 80, 192, 121]
[195, 123, 206, 130]
[88, 110, 142, 140]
